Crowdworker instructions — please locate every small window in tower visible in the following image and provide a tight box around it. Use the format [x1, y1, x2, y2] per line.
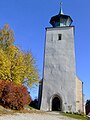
[58, 34, 62, 40]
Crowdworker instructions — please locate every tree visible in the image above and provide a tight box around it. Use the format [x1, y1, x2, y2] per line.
[0, 24, 39, 87]
[0, 80, 32, 110]
[86, 99, 90, 115]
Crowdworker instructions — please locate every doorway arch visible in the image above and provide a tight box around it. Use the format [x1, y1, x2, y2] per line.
[52, 97, 61, 111]
[50, 94, 62, 111]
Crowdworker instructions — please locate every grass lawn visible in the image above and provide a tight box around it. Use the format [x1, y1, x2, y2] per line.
[62, 113, 87, 120]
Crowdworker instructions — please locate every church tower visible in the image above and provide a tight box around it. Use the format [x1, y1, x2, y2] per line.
[38, 3, 83, 113]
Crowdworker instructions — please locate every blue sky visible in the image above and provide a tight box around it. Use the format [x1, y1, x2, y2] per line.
[0, 0, 90, 100]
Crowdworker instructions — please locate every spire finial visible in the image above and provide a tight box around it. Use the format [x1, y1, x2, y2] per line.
[60, 2, 62, 6]
[59, 2, 64, 15]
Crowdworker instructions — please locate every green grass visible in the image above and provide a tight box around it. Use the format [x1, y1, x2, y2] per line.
[61, 113, 87, 120]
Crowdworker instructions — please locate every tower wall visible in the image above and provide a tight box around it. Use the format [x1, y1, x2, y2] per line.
[76, 77, 84, 113]
[40, 27, 76, 112]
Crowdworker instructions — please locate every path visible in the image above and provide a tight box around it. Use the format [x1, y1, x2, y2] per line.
[0, 112, 81, 120]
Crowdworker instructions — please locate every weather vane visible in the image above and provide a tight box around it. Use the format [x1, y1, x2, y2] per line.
[59, 2, 64, 14]
[60, 2, 63, 7]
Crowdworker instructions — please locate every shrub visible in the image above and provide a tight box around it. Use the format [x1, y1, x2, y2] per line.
[30, 98, 38, 109]
[0, 80, 32, 110]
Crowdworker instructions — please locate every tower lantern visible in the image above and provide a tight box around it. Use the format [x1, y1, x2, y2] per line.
[50, 3, 73, 27]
